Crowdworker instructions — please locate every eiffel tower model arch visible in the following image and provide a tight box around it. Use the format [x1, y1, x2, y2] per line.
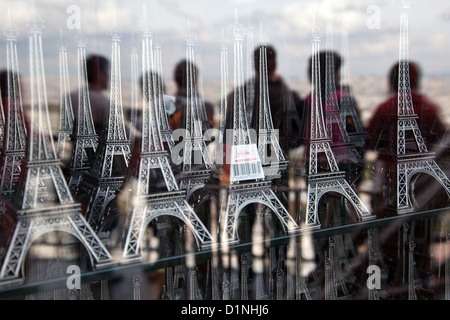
[121, 11, 213, 261]
[217, 14, 299, 244]
[0, 14, 112, 283]
[76, 23, 132, 233]
[66, 32, 99, 194]
[302, 19, 374, 229]
[372, 0, 450, 214]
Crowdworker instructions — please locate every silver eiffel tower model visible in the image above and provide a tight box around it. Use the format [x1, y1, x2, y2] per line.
[176, 22, 213, 202]
[0, 14, 112, 283]
[66, 32, 99, 194]
[77, 23, 131, 232]
[122, 11, 213, 261]
[374, 0, 450, 213]
[324, 20, 360, 166]
[0, 18, 27, 211]
[339, 25, 366, 150]
[253, 28, 288, 180]
[218, 13, 299, 245]
[303, 19, 373, 229]
[56, 35, 74, 162]
[154, 42, 176, 153]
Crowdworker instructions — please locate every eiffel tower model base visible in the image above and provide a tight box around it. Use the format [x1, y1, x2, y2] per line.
[0, 202, 114, 283]
[303, 171, 375, 230]
[123, 190, 213, 262]
[217, 179, 300, 244]
[380, 152, 450, 215]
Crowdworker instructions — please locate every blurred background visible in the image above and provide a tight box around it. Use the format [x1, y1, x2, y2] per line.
[0, 0, 449, 131]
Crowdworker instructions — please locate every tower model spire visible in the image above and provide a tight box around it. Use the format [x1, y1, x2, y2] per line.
[56, 34, 74, 161]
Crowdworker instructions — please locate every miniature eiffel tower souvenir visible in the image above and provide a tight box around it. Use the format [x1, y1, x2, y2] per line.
[0, 13, 112, 283]
[372, 0, 450, 213]
[302, 17, 373, 229]
[217, 13, 299, 245]
[121, 9, 213, 262]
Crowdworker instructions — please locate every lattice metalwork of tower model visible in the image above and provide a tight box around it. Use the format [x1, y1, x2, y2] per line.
[56, 37, 74, 162]
[339, 26, 366, 149]
[0, 19, 27, 208]
[303, 20, 373, 229]
[373, 0, 450, 213]
[66, 33, 99, 194]
[154, 42, 176, 153]
[324, 20, 360, 165]
[253, 34, 288, 180]
[121, 13, 213, 260]
[218, 14, 299, 244]
[0, 15, 112, 282]
[176, 23, 213, 201]
[128, 42, 139, 150]
[78, 24, 131, 232]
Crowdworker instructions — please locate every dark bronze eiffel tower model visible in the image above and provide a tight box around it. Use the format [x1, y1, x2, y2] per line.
[77, 24, 131, 232]
[66, 32, 99, 194]
[122, 13, 213, 262]
[0, 15, 112, 283]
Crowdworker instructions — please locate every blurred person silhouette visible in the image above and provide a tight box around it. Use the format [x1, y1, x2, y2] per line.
[366, 61, 446, 151]
[169, 59, 215, 131]
[226, 44, 304, 156]
[71, 54, 110, 136]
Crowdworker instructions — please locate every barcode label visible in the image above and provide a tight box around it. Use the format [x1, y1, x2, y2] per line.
[230, 144, 264, 182]
[232, 162, 261, 177]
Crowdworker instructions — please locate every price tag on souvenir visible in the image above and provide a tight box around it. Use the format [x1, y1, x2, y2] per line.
[229, 144, 264, 183]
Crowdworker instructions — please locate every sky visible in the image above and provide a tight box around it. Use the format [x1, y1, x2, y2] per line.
[0, 0, 449, 100]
